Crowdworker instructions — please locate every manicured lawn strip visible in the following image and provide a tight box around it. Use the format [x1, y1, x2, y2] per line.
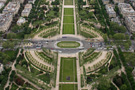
[63, 24, 74, 34]
[25, 51, 52, 72]
[60, 57, 77, 82]
[64, 8, 73, 15]
[83, 49, 95, 57]
[59, 84, 78, 90]
[43, 30, 57, 38]
[63, 16, 74, 23]
[37, 74, 50, 84]
[64, 0, 73, 5]
[38, 52, 53, 62]
[57, 41, 80, 48]
[85, 52, 101, 63]
[80, 31, 95, 38]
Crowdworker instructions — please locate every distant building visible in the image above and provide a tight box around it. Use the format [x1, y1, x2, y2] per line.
[102, 0, 110, 4]
[2, 1, 20, 16]
[125, 16, 135, 33]
[0, 2, 4, 9]
[105, 4, 116, 18]
[28, 0, 36, 4]
[111, 17, 121, 25]
[21, 4, 32, 17]
[113, 0, 124, 4]
[0, 63, 4, 74]
[12, 0, 24, 3]
[118, 3, 135, 17]
[0, 0, 7, 3]
[0, 13, 13, 32]
[17, 17, 26, 26]
[130, 0, 135, 2]
[132, 67, 135, 80]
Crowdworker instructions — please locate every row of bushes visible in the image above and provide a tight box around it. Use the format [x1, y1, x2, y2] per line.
[118, 47, 135, 89]
[113, 49, 121, 68]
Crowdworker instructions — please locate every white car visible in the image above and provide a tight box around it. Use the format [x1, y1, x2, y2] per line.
[58, 50, 62, 53]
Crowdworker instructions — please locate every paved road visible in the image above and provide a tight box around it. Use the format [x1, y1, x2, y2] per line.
[23, 37, 105, 53]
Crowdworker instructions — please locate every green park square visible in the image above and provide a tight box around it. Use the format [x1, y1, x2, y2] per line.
[64, 0, 73, 5]
[60, 57, 77, 82]
[63, 16, 74, 23]
[64, 8, 73, 15]
[59, 84, 78, 90]
[63, 24, 74, 34]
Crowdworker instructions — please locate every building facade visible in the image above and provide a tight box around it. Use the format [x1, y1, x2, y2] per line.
[0, 63, 4, 74]
[28, 0, 36, 4]
[125, 16, 135, 33]
[17, 17, 26, 26]
[102, 0, 110, 4]
[2, 1, 20, 15]
[0, 13, 13, 32]
[21, 4, 32, 17]
[105, 4, 116, 18]
[113, 0, 124, 4]
[118, 3, 135, 17]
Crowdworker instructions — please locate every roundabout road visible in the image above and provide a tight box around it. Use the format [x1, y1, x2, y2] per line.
[23, 36, 105, 54]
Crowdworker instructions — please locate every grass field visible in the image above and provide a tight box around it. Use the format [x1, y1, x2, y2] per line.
[59, 84, 78, 90]
[64, 16, 74, 23]
[60, 57, 77, 82]
[64, 0, 73, 5]
[57, 41, 80, 48]
[63, 7, 74, 34]
[63, 24, 74, 34]
[64, 8, 73, 15]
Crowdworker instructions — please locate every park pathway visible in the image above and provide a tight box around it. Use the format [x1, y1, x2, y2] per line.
[4, 49, 21, 90]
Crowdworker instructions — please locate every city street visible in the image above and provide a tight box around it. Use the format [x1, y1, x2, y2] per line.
[23, 36, 105, 53]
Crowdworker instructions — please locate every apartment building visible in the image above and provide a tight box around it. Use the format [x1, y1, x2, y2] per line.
[111, 17, 121, 25]
[125, 16, 135, 33]
[0, 63, 4, 74]
[0, 2, 4, 9]
[2, 1, 20, 16]
[0, 13, 13, 32]
[17, 17, 26, 26]
[28, 0, 36, 4]
[21, 4, 32, 17]
[113, 0, 124, 4]
[0, 0, 7, 3]
[105, 4, 116, 18]
[13, 0, 24, 3]
[102, 0, 110, 4]
[118, 3, 135, 17]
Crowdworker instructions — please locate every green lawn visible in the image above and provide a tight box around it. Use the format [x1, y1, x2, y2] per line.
[63, 24, 74, 34]
[60, 57, 77, 82]
[64, 16, 74, 23]
[57, 41, 80, 48]
[59, 84, 78, 90]
[64, 0, 73, 5]
[38, 52, 53, 62]
[63, 8, 74, 34]
[64, 8, 73, 15]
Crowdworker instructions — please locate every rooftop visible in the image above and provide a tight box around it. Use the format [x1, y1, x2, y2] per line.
[0, 13, 12, 26]
[106, 4, 115, 13]
[3, 1, 20, 14]
[25, 3, 32, 9]
[127, 16, 135, 23]
[118, 3, 135, 13]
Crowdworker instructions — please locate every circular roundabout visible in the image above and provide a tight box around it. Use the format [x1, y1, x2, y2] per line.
[55, 41, 83, 49]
